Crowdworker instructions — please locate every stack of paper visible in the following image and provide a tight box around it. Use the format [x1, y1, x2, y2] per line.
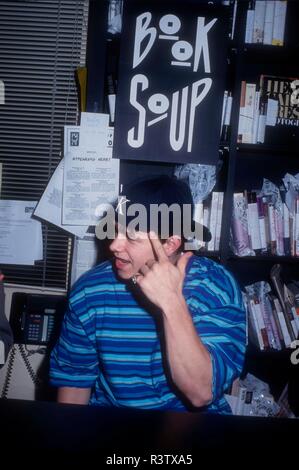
[34, 113, 120, 238]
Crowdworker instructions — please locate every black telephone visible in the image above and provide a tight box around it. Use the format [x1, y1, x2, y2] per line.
[9, 293, 67, 346]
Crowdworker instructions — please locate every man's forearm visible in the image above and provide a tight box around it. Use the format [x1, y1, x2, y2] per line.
[161, 295, 213, 408]
[57, 386, 91, 405]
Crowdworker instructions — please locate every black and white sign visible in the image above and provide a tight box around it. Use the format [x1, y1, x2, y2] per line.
[113, 0, 229, 164]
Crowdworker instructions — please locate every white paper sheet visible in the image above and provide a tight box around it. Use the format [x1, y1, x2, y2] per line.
[62, 125, 119, 226]
[266, 98, 279, 126]
[80, 112, 109, 129]
[70, 235, 98, 286]
[34, 159, 89, 238]
[0, 200, 43, 265]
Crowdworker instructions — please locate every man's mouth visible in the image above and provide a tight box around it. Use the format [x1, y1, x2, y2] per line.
[114, 257, 131, 269]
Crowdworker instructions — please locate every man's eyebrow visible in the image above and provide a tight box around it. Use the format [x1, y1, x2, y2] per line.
[126, 228, 147, 241]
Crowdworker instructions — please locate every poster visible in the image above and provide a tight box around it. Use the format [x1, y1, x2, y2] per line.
[113, 0, 229, 164]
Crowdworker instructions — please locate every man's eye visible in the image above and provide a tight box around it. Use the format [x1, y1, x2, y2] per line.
[127, 232, 137, 241]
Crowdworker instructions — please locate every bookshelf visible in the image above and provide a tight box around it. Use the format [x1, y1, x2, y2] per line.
[219, 0, 299, 416]
[86, 0, 299, 416]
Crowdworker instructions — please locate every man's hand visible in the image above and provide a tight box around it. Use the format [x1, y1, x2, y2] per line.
[136, 232, 192, 310]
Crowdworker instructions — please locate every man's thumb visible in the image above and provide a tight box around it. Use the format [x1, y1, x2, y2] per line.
[177, 251, 193, 274]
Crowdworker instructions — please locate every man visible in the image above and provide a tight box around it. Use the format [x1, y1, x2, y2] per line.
[50, 175, 246, 413]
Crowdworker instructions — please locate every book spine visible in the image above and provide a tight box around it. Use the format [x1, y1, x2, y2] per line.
[236, 385, 247, 415]
[238, 81, 247, 143]
[260, 295, 277, 349]
[245, 1, 255, 43]
[231, 193, 252, 256]
[263, 1, 275, 45]
[274, 207, 285, 256]
[257, 99, 267, 143]
[222, 92, 233, 141]
[207, 192, 219, 252]
[214, 192, 224, 251]
[266, 296, 282, 350]
[270, 295, 285, 348]
[291, 306, 299, 335]
[268, 203, 277, 255]
[252, 0, 266, 44]
[243, 83, 256, 143]
[249, 298, 265, 350]
[262, 197, 271, 253]
[252, 90, 260, 144]
[271, 265, 296, 341]
[283, 200, 291, 256]
[256, 194, 267, 251]
[247, 191, 262, 252]
[203, 206, 210, 251]
[272, 0, 287, 46]
[273, 297, 292, 347]
[252, 297, 270, 349]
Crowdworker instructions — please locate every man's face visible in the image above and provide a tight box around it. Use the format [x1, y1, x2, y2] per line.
[109, 224, 157, 280]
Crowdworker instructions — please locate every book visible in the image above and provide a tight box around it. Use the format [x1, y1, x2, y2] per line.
[259, 74, 299, 145]
[263, 1, 275, 45]
[252, 0, 266, 44]
[272, 0, 287, 46]
[245, 1, 255, 43]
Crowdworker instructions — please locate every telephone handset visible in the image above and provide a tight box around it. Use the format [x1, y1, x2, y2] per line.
[9, 293, 67, 346]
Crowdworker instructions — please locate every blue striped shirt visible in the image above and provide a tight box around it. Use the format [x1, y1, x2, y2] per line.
[50, 255, 246, 413]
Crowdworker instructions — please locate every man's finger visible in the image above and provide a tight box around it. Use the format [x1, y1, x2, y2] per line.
[145, 259, 156, 269]
[148, 231, 167, 261]
[139, 264, 151, 276]
[177, 252, 193, 275]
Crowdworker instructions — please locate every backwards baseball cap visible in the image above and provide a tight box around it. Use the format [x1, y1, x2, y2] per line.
[110, 175, 211, 243]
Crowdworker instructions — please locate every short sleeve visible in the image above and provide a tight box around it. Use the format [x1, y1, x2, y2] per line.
[50, 302, 99, 388]
[186, 264, 246, 402]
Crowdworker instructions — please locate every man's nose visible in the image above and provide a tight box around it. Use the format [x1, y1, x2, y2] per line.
[110, 231, 127, 252]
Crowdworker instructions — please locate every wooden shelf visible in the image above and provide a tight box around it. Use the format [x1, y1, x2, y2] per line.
[228, 255, 299, 263]
[236, 143, 299, 156]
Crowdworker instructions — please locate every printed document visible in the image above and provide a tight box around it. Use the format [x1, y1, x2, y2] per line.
[0, 200, 43, 265]
[62, 125, 119, 226]
[34, 159, 89, 238]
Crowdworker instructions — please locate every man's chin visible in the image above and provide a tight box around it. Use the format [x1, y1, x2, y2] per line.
[113, 265, 133, 281]
[117, 271, 132, 280]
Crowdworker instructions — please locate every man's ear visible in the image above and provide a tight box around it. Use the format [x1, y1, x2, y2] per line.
[163, 235, 182, 257]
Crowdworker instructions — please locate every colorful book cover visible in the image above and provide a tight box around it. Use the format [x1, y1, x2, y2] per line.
[259, 74, 299, 144]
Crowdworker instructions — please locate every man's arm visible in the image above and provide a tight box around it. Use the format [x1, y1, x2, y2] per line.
[136, 236, 213, 408]
[160, 295, 213, 408]
[50, 301, 98, 403]
[137, 235, 246, 408]
[57, 386, 91, 405]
